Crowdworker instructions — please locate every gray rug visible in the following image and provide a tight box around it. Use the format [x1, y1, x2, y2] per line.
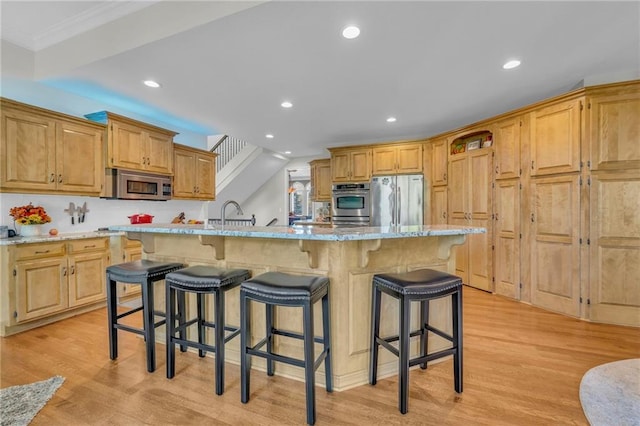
[580, 358, 640, 426]
[0, 376, 64, 426]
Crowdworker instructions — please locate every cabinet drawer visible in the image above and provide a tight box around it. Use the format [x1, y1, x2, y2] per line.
[14, 242, 65, 260]
[67, 238, 108, 253]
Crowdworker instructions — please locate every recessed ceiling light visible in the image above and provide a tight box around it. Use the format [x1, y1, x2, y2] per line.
[266, 134, 274, 139]
[281, 101, 293, 108]
[386, 117, 397, 123]
[284, 151, 292, 155]
[503, 60, 521, 70]
[143, 80, 161, 88]
[342, 25, 360, 39]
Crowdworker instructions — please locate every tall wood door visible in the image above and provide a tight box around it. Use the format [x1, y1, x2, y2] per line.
[448, 149, 493, 291]
[431, 138, 448, 186]
[530, 98, 582, 176]
[588, 172, 640, 326]
[110, 120, 145, 170]
[530, 175, 581, 317]
[16, 257, 68, 322]
[68, 251, 109, 307]
[173, 148, 197, 197]
[493, 116, 521, 180]
[195, 152, 216, 199]
[56, 121, 103, 194]
[587, 90, 640, 172]
[1, 109, 56, 191]
[494, 179, 521, 299]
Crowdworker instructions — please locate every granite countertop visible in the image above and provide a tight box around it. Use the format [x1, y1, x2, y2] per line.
[108, 223, 485, 242]
[0, 230, 122, 246]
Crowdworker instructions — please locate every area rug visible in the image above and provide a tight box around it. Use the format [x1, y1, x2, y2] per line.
[579, 358, 640, 426]
[0, 376, 64, 426]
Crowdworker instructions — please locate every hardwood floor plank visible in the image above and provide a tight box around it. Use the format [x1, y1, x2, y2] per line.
[2, 287, 638, 425]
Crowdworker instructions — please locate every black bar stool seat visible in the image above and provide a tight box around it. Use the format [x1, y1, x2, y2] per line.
[165, 265, 251, 395]
[369, 269, 463, 414]
[106, 259, 184, 373]
[240, 272, 333, 425]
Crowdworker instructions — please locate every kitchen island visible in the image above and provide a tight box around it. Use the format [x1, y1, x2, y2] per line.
[109, 223, 484, 391]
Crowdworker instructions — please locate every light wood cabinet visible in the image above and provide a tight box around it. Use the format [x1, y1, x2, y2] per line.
[372, 143, 423, 175]
[173, 144, 216, 200]
[494, 179, 521, 299]
[0, 98, 104, 195]
[530, 97, 583, 176]
[431, 137, 449, 186]
[530, 175, 581, 317]
[309, 159, 332, 202]
[448, 144, 493, 291]
[118, 238, 143, 299]
[431, 186, 448, 225]
[587, 86, 640, 171]
[85, 111, 176, 175]
[12, 238, 110, 324]
[493, 116, 522, 180]
[329, 148, 371, 182]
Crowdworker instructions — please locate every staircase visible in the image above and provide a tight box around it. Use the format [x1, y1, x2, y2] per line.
[208, 134, 288, 208]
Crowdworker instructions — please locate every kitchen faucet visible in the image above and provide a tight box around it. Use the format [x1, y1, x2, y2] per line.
[220, 200, 243, 227]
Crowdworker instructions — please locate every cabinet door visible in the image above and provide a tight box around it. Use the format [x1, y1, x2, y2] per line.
[396, 143, 423, 174]
[431, 186, 448, 225]
[173, 148, 197, 197]
[331, 151, 350, 182]
[68, 251, 109, 307]
[431, 138, 448, 186]
[145, 130, 173, 174]
[494, 117, 521, 180]
[120, 241, 143, 297]
[16, 257, 67, 322]
[530, 98, 582, 176]
[468, 150, 493, 291]
[530, 175, 581, 317]
[448, 155, 467, 221]
[1, 109, 56, 191]
[588, 172, 640, 326]
[350, 149, 371, 182]
[451, 217, 469, 285]
[588, 91, 640, 171]
[495, 179, 521, 299]
[316, 161, 332, 201]
[110, 120, 145, 170]
[195, 153, 216, 199]
[371, 147, 396, 175]
[56, 121, 103, 194]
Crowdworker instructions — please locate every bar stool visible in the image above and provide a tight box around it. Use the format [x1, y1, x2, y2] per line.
[240, 272, 332, 425]
[106, 259, 184, 372]
[165, 265, 251, 395]
[369, 269, 463, 414]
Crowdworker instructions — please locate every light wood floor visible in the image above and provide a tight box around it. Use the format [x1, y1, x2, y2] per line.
[2, 287, 639, 425]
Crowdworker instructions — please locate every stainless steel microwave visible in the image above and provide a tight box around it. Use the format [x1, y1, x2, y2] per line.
[103, 169, 172, 201]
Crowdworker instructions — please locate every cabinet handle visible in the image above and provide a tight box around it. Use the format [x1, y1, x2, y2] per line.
[49, 173, 55, 183]
[84, 245, 96, 249]
[495, 166, 499, 174]
[531, 160, 535, 170]
[147, 157, 151, 165]
[35, 250, 50, 254]
[62, 267, 67, 276]
[531, 213, 535, 222]
[58, 174, 63, 183]
[443, 173, 447, 180]
[70, 265, 75, 275]
[495, 213, 499, 221]
[442, 212, 447, 219]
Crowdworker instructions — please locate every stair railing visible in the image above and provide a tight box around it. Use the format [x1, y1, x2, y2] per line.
[210, 135, 247, 171]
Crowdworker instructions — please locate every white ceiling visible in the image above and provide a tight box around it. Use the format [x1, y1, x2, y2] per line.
[1, 1, 639, 158]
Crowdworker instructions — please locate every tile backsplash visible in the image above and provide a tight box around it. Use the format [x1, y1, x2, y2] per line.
[0, 193, 205, 234]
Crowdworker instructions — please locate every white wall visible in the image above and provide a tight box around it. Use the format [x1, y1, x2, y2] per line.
[0, 193, 205, 234]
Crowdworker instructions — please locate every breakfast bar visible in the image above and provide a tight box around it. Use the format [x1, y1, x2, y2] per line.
[108, 223, 484, 391]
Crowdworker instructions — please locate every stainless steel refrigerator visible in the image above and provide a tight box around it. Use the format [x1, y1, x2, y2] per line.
[370, 175, 423, 226]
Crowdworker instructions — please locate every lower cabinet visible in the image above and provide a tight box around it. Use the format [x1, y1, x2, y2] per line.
[118, 238, 143, 298]
[4, 238, 110, 333]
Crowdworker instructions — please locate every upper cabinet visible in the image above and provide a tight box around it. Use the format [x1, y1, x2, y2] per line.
[530, 97, 582, 176]
[586, 82, 640, 172]
[85, 111, 176, 175]
[492, 116, 522, 180]
[329, 147, 371, 182]
[309, 158, 332, 202]
[431, 137, 449, 186]
[173, 144, 216, 200]
[371, 142, 423, 175]
[1, 98, 105, 195]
